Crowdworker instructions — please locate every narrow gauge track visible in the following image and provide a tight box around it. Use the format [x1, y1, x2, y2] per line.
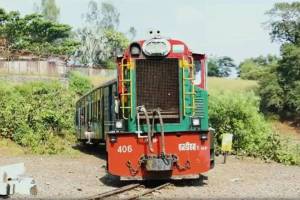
[88, 183, 171, 200]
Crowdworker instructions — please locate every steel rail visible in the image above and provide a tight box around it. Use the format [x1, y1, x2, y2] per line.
[123, 182, 171, 200]
[88, 183, 141, 200]
[88, 182, 171, 200]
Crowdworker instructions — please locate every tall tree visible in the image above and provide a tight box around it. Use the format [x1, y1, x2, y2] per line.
[239, 55, 278, 80]
[40, 0, 60, 22]
[207, 58, 220, 77]
[128, 26, 137, 40]
[259, 2, 300, 119]
[207, 56, 236, 77]
[0, 8, 78, 56]
[217, 56, 236, 77]
[266, 2, 300, 45]
[76, 0, 129, 67]
[100, 1, 120, 30]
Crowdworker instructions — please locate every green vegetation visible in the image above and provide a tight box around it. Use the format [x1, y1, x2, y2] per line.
[256, 2, 300, 120]
[40, 0, 60, 22]
[75, 0, 131, 67]
[68, 71, 93, 96]
[0, 1, 132, 68]
[209, 90, 300, 165]
[0, 8, 79, 57]
[207, 77, 258, 92]
[0, 72, 92, 154]
[208, 56, 236, 77]
[238, 55, 278, 80]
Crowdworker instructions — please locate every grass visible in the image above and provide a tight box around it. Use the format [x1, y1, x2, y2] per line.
[0, 138, 25, 156]
[0, 136, 81, 157]
[207, 77, 258, 92]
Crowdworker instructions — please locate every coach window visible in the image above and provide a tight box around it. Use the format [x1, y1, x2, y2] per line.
[81, 107, 85, 126]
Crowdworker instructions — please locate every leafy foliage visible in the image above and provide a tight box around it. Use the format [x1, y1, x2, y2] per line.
[0, 72, 92, 154]
[0, 81, 76, 154]
[259, 3, 300, 120]
[239, 55, 278, 80]
[68, 71, 93, 96]
[266, 2, 300, 44]
[75, 1, 130, 67]
[209, 90, 300, 165]
[0, 7, 79, 56]
[40, 0, 60, 22]
[208, 56, 236, 77]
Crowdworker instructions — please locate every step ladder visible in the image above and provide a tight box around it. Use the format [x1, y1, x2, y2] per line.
[120, 57, 134, 119]
[182, 56, 195, 117]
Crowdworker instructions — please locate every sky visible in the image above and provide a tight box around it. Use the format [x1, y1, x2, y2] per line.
[0, 0, 295, 64]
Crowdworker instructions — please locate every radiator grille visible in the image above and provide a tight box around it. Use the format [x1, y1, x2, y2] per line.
[136, 59, 179, 118]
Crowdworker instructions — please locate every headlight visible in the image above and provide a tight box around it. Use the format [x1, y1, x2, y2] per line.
[192, 118, 200, 127]
[130, 43, 141, 56]
[115, 120, 124, 130]
[142, 38, 171, 56]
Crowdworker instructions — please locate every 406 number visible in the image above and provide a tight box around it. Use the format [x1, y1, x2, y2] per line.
[117, 145, 133, 153]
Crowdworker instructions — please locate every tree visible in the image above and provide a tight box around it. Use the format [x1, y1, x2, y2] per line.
[207, 56, 236, 77]
[259, 2, 300, 119]
[207, 58, 220, 77]
[258, 64, 284, 114]
[0, 7, 78, 56]
[266, 2, 300, 45]
[100, 1, 120, 30]
[239, 55, 278, 80]
[75, 1, 129, 67]
[128, 26, 137, 41]
[277, 44, 300, 116]
[217, 56, 236, 77]
[40, 0, 60, 22]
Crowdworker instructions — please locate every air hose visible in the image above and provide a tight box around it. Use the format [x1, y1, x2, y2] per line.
[152, 108, 166, 155]
[137, 106, 153, 153]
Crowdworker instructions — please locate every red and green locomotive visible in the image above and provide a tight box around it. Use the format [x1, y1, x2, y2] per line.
[75, 32, 214, 180]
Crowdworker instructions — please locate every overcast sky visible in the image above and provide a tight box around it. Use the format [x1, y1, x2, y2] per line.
[0, 0, 294, 64]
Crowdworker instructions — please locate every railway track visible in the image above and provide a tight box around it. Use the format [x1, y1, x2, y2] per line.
[89, 182, 172, 200]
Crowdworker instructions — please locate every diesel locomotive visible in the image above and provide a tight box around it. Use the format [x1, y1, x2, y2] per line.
[75, 31, 214, 180]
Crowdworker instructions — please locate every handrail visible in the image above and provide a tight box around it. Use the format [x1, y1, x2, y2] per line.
[120, 57, 133, 119]
[182, 56, 196, 117]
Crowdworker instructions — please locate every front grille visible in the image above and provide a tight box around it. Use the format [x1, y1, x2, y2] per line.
[136, 59, 179, 119]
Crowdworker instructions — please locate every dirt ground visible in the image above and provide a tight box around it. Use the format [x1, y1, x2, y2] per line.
[1, 145, 299, 200]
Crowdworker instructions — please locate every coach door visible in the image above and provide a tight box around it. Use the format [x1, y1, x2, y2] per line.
[103, 87, 110, 135]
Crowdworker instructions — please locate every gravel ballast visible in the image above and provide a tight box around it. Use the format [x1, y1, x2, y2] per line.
[1, 150, 299, 199]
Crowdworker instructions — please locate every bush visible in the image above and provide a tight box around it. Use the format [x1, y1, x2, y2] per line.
[68, 71, 92, 96]
[0, 81, 77, 154]
[209, 90, 299, 165]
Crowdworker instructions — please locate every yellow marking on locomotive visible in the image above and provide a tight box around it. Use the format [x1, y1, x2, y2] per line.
[120, 57, 133, 119]
[181, 56, 196, 117]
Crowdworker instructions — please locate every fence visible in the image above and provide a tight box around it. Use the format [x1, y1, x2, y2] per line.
[0, 59, 117, 83]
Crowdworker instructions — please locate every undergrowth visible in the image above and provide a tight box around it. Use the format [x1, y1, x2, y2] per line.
[0, 72, 92, 154]
[209, 90, 300, 165]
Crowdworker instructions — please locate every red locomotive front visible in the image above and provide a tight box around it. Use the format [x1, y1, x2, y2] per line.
[106, 31, 214, 180]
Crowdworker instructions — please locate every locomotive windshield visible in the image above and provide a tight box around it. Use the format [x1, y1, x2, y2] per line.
[194, 60, 202, 85]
